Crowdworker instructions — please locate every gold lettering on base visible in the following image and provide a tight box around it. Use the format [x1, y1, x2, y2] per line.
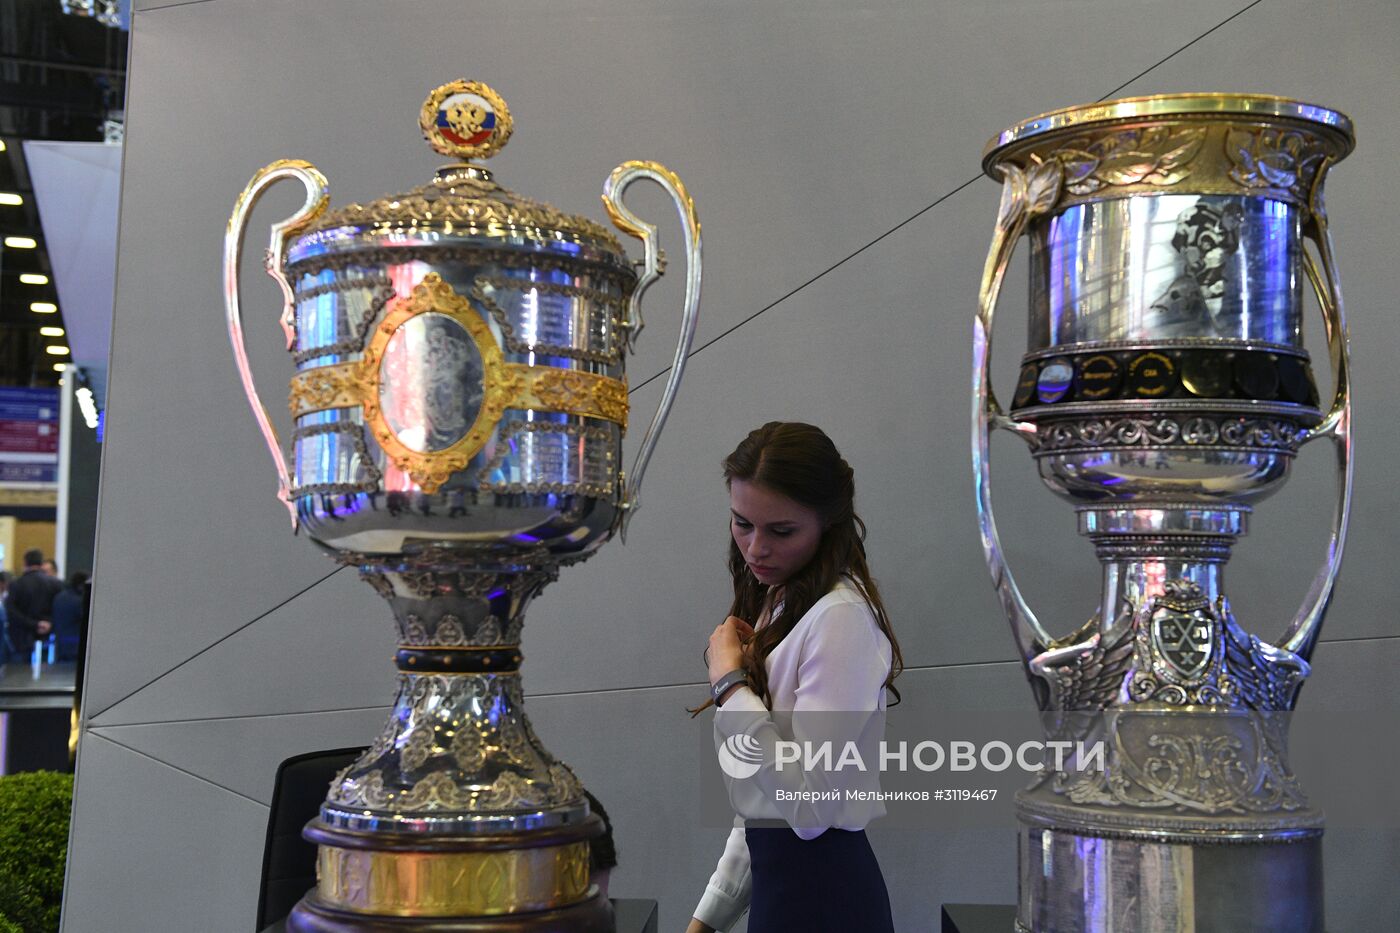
[316, 841, 593, 916]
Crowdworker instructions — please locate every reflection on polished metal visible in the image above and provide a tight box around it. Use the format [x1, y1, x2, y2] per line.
[974, 94, 1353, 933]
[224, 80, 701, 931]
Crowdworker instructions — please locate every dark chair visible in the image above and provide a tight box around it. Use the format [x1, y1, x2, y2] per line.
[255, 746, 366, 931]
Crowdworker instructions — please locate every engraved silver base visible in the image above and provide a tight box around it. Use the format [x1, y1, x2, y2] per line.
[320, 565, 589, 835]
[320, 669, 588, 834]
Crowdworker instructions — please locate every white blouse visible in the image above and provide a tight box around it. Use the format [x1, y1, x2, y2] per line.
[693, 580, 893, 932]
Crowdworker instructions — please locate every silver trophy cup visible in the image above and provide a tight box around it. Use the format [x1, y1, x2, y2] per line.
[974, 95, 1353, 932]
[223, 80, 700, 931]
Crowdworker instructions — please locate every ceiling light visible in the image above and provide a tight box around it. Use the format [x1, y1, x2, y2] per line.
[4, 236, 37, 249]
[75, 386, 100, 429]
[53, 363, 67, 373]
[39, 326, 65, 337]
[20, 274, 48, 285]
[45, 345, 70, 356]
[0, 194, 21, 207]
[0, 141, 6, 152]
[31, 302, 57, 314]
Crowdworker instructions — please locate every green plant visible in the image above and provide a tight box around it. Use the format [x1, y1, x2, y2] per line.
[0, 771, 73, 933]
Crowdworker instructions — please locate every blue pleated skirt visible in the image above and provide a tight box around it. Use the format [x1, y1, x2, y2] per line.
[745, 826, 895, 932]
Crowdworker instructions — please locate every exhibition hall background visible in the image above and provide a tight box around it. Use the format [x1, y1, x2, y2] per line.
[64, 0, 1399, 930]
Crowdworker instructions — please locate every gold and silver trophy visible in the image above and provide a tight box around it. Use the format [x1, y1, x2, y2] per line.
[973, 95, 1353, 932]
[223, 80, 700, 931]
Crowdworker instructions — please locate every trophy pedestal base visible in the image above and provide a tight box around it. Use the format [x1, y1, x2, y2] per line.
[287, 817, 613, 933]
[287, 889, 616, 933]
[1017, 822, 1324, 933]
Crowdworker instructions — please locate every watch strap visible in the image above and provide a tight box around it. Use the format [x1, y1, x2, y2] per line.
[711, 668, 750, 706]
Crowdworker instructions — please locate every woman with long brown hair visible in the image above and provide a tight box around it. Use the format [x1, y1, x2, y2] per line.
[687, 422, 904, 933]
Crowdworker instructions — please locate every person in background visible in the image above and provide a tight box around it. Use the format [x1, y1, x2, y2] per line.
[0, 571, 11, 664]
[6, 549, 63, 659]
[52, 571, 90, 662]
[41, 559, 59, 580]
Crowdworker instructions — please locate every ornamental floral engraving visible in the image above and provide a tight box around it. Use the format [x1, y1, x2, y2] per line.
[288, 364, 362, 416]
[527, 368, 630, 426]
[1226, 127, 1329, 199]
[1036, 415, 1301, 454]
[311, 189, 624, 252]
[1043, 711, 1310, 815]
[398, 722, 437, 772]
[1047, 125, 1207, 196]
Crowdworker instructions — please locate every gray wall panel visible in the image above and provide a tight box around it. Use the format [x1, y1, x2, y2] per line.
[61, 733, 267, 933]
[1322, 830, 1400, 933]
[66, 0, 1400, 930]
[1295, 636, 1400, 709]
[90, 567, 389, 726]
[90, 707, 393, 804]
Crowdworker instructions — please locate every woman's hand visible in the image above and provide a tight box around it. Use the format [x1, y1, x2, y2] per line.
[686, 918, 717, 933]
[707, 615, 753, 684]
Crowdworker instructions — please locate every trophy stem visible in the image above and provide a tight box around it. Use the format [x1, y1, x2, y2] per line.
[1082, 504, 1238, 640]
[289, 561, 613, 931]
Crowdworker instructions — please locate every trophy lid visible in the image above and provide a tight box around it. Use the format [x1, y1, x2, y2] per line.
[983, 92, 1355, 177]
[286, 80, 631, 271]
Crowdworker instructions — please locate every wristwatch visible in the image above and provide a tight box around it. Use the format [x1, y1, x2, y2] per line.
[711, 669, 750, 706]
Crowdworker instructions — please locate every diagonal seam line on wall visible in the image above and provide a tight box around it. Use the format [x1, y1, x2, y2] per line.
[1093, 0, 1267, 101]
[95, 703, 393, 729]
[85, 730, 267, 808]
[81, 631, 1398, 726]
[513, 629, 1399, 699]
[629, 0, 1270, 398]
[1313, 633, 1400, 646]
[89, 565, 349, 722]
[629, 174, 977, 396]
[134, 0, 220, 14]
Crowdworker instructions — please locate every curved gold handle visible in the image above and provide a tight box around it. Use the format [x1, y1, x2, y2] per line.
[602, 161, 701, 542]
[222, 159, 330, 528]
[1278, 160, 1352, 661]
[974, 161, 1059, 667]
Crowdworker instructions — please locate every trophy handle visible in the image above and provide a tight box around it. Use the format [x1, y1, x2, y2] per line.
[222, 159, 330, 529]
[1278, 159, 1352, 661]
[973, 163, 1058, 667]
[602, 160, 702, 542]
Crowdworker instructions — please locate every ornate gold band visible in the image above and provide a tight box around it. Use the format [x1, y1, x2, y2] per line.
[289, 365, 360, 416]
[290, 361, 629, 424]
[985, 93, 1353, 159]
[984, 114, 1352, 216]
[314, 840, 592, 916]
